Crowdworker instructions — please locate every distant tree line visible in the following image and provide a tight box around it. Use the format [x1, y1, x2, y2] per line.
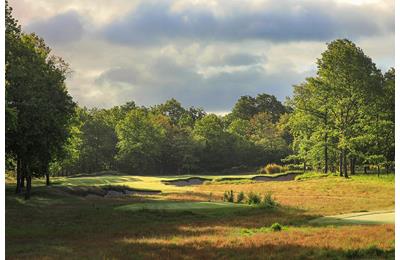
[50, 96, 291, 176]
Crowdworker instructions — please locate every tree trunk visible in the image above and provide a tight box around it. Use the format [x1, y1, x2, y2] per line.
[339, 150, 343, 176]
[343, 150, 348, 178]
[364, 166, 367, 174]
[350, 158, 355, 175]
[303, 161, 306, 172]
[24, 167, 32, 200]
[15, 157, 22, 194]
[46, 168, 50, 186]
[20, 159, 25, 189]
[377, 165, 380, 177]
[324, 111, 328, 174]
[324, 136, 328, 173]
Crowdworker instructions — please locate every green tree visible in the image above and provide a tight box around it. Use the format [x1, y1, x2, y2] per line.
[116, 109, 164, 174]
[6, 2, 76, 197]
[317, 39, 382, 177]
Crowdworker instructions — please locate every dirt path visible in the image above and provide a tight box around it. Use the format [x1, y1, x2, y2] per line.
[310, 210, 395, 225]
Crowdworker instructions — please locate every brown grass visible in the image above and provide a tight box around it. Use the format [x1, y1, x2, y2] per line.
[194, 176, 394, 215]
[5, 174, 394, 259]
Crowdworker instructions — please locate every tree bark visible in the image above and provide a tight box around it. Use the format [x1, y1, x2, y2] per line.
[339, 150, 343, 177]
[45, 167, 50, 186]
[20, 159, 25, 189]
[15, 157, 22, 194]
[303, 161, 306, 172]
[324, 111, 328, 174]
[364, 166, 367, 174]
[350, 158, 355, 175]
[24, 167, 32, 200]
[343, 150, 348, 178]
[324, 133, 328, 173]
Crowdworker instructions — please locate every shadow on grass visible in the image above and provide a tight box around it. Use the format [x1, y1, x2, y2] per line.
[5, 183, 395, 259]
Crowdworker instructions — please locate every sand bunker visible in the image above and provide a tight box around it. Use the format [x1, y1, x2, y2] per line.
[163, 173, 300, 187]
[163, 177, 209, 187]
[251, 173, 299, 182]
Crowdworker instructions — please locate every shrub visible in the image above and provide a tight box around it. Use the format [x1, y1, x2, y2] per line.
[223, 190, 234, 203]
[247, 192, 261, 205]
[270, 222, 282, 232]
[287, 164, 304, 171]
[261, 192, 277, 208]
[236, 191, 245, 203]
[265, 163, 283, 174]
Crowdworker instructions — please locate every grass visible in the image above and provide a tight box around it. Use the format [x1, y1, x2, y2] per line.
[116, 201, 249, 212]
[5, 172, 394, 259]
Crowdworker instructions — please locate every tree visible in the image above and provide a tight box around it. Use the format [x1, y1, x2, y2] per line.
[6, 3, 75, 198]
[317, 39, 382, 177]
[116, 109, 164, 174]
[194, 114, 236, 171]
[287, 39, 386, 176]
[230, 94, 287, 123]
[289, 77, 333, 173]
[248, 112, 289, 164]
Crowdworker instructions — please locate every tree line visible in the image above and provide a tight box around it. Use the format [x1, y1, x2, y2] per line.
[5, 2, 395, 199]
[50, 95, 291, 176]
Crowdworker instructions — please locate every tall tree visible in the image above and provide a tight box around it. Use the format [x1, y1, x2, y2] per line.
[6, 3, 75, 197]
[317, 39, 382, 177]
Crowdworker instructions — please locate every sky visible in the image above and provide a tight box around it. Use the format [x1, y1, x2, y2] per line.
[9, 0, 394, 113]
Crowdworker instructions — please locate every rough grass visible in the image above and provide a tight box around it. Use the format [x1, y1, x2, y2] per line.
[5, 172, 394, 259]
[195, 173, 395, 215]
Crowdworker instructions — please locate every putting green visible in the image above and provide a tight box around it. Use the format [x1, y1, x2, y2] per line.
[310, 210, 394, 225]
[116, 201, 248, 211]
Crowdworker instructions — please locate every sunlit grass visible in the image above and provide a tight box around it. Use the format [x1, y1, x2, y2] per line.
[5, 172, 394, 259]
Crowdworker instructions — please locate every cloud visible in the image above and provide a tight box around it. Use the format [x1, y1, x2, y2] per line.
[9, 0, 394, 112]
[101, 0, 393, 45]
[92, 54, 311, 110]
[26, 10, 84, 45]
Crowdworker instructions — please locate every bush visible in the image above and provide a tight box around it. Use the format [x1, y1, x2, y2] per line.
[287, 164, 304, 171]
[223, 190, 234, 203]
[270, 222, 282, 232]
[246, 192, 261, 205]
[236, 191, 245, 203]
[261, 192, 277, 208]
[265, 163, 283, 174]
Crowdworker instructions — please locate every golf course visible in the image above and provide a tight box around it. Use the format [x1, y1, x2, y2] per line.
[5, 0, 396, 259]
[5, 172, 395, 259]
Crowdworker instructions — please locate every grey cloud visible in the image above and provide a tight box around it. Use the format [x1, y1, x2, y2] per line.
[224, 53, 263, 66]
[101, 1, 393, 46]
[206, 53, 264, 67]
[93, 56, 309, 111]
[96, 67, 138, 85]
[26, 10, 84, 45]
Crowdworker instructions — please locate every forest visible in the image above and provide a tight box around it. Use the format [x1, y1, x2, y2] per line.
[5, 1, 395, 199]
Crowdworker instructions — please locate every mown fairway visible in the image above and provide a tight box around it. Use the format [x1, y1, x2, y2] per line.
[6, 173, 394, 259]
